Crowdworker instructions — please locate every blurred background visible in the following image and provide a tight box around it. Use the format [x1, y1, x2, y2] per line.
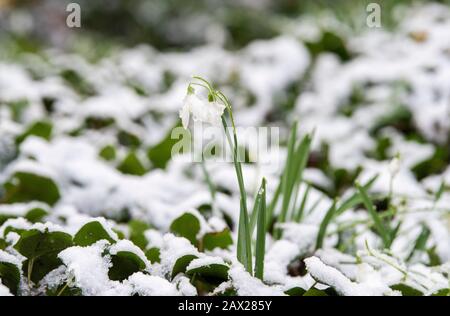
[1, 0, 449, 58]
[0, 0, 449, 199]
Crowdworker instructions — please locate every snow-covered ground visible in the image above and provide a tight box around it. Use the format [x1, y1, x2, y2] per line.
[0, 3, 449, 296]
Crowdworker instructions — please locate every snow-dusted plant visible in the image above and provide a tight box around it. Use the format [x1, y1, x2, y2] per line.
[181, 77, 267, 278]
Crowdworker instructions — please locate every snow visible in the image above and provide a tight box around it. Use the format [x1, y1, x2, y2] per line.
[109, 240, 149, 269]
[186, 256, 226, 271]
[0, 202, 49, 217]
[0, 281, 12, 296]
[279, 223, 318, 254]
[0, 249, 21, 267]
[229, 264, 285, 296]
[128, 272, 179, 296]
[173, 275, 198, 296]
[305, 256, 397, 296]
[144, 229, 164, 249]
[159, 234, 200, 276]
[0, 218, 32, 238]
[76, 218, 119, 243]
[0, 2, 449, 296]
[305, 256, 362, 296]
[264, 240, 299, 284]
[58, 241, 129, 296]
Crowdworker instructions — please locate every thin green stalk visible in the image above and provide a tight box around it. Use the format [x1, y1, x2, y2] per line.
[406, 226, 430, 261]
[201, 156, 216, 202]
[221, 107, 251, 273]
[329, 207, 397, 235]
[254, 178, 267, 280]
[27, 258, 34, 288]
[266, 180, 281, 230]
[249, 189, 262, 234]
[335, 175, 378, 216]
[364, 240, 408, 276]
[306, 196, 322, 216]
[189, 76, 252, 272]
[356, 182, 391, 248]
[57, 280, 71, 296]
[294, 183, 311, 222]
[315, 200, 336, 249]
[276, 122, 298, 237]
[289, 180, 301, 221]
[275, 126, 312, 238]
[433, 180, 446, 209]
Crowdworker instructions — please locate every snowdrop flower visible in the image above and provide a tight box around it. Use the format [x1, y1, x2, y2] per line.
[179, 87, 225, 129]
[388, 154, 401, 177]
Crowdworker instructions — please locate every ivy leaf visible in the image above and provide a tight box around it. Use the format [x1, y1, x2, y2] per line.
[73, 221, 116, 247]
[0, 260, 21, 295]
[171, 254, 197, 279]
[117, 130, 141, 148]
[14, 229, 73, 284]
[145, 247, 160, 264]
[431, 288, 450, 296]
[170, 213, 200, 246]
[15, 120, 53, 145]
[0, 207, 48, 226]
[117, 151, 146, 176]
[305, 31, 351, 61]
[391, 284, 423, 296]
[427, 246, 441, 266]
[108, 251, 146, 281]
[99, 145, 117, 161]
[186, 263, 229, 283]
[0, 239, 7, 250]
[303, 287, 329, 296]
[128, 220, 150, 250]
[25, 207, 48, 223]
[202, 229, 233, 251]
[147, 121, 182, 169]
[284, 287, 306, 296]
[2, 172, 60, 206]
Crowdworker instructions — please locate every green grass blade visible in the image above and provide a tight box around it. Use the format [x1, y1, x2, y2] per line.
[356, 182, 390, 248]
[254, 178, 267, 280]
[222, 116, 252, 273]
[200, 155, 216, 201]
[306, 196, 322, 216]
[250, 187, 262, 234]
[406, 226, 430, 261]
[434, 180, 446, 203]
[387, 220, 402, 248]
[279, 122, 298, 216]
[294, 183, 311, 222]
[266, 180, 281, 230]
[287, 133, 311, 210]
[335, 175, 378, 216]
[289, 180, 301, 221]
[315, 200, 336, 249]
[276, 128, 312, 238]
[237, 198, 252, 274]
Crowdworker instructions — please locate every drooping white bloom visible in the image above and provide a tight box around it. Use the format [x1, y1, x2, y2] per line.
[179, 90, 225, 129]
[388, 155, 401, 177]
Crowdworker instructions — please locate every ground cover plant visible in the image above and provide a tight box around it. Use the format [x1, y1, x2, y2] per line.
[0, 1, 449, 296]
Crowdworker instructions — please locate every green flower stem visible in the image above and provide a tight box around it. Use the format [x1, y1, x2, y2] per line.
[190, 76, 252, 273]
[254, 178, 267, 280]
[27, 258, 34, 288]
[221, 116, 252, 273]
[200, 154, 216, 201]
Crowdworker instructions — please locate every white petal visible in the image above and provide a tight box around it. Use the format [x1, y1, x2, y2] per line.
[179, 107, 190, 129]
[179, 96, 191, 129]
